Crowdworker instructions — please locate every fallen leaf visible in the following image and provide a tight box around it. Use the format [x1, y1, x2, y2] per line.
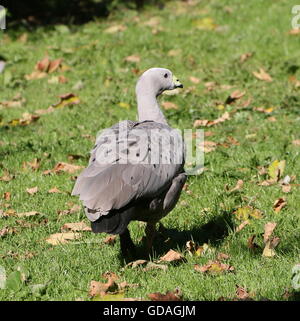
[23, 158, 40, 171]
[253, 68, 273, 82]
[48, 187, 63, 194]
[62, 222, 91, 232]
[233, 206, 262, 220]
[104, 25, 127, 34]
[143, 17, 161, 27]
[194, 112, 230, 127]
[0, 227, 17, 238]
[273, 198, 286, 213]
[228, 179, 244, 192]
[281, 184, 291, 193]
[143, 262, 168, 272]
[167, 49, 182, 57]
[263, 222, 277, 243]
[58, 204, 81, 216]
[0, 170, 14, 182]
[8, 113, 40, 126]
[292, 139, 300, 146]
[103, 235, 117, 245]
[262, 237, 280, 257]
[268, 160, 285, 182]
[288, 28, 300, 35]
[189, 76, 200, 84]
[16, 211, 40, 217]
[148, 288, 182, 301]
[225, 90, 245, 104]
[159, 249, 184, 263]
[3, 192, 10, 201]
[52, 93, 80, 109]
[240, 52, 253, 63]
[217, 253, 230, 260]
[236, 285, 249, 300]
[161, 101, 178, 110]
[52, 162, 83, 174]
[254, 106, 275, 114]
[235, 220, 249, 232]
[46, 232, 82, 245]
[26, 187, 38, 195]
[199, 140, 217, 153]
[247, 235, 260, 250]
[194, 17, 217, 30]
[194, 261, 234, 274]
[124, 55, 140, 63]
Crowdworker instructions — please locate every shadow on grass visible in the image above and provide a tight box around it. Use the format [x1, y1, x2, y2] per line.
[125, 211, 234, 261]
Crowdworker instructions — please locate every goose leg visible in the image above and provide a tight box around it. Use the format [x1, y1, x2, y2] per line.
[144, 222, 156, 256]
[119, 228, 135, 257]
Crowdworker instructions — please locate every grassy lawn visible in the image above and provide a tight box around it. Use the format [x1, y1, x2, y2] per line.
[0, 0, 299, 301]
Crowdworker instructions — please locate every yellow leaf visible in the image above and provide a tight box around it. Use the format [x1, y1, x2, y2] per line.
[118, 102, 130, 109]
[194, 18, 217, 30]
[268, 160, 285, 181]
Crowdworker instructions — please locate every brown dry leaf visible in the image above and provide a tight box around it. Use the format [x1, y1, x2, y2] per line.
[269, 116, 277, 122]
[148, 288, 182, 301]
[124, 55, 140, 63]
[143, 262, 168, 272]
[281, 184, 291, 193]
[288, 28, 300, 35]
[58, 204, 81, 216]
[240, 52, 253, 63]
[225, 90, 246, 104]
[236, 286, 249, 300]
[0, 227, 17, 238]
[185, 240, 206, 257]
[48, 187, 63, 194]
[104, 235, 117, 245]
[104, 25, 127, 34]
[189, 76, 200, 84]
[161, 101, 178, 110]
[17, 211, 40, 218]
[253, 68, 273, 82]
[48, 58, 63, 73]
[204, 81, 216, 91]
[35, 106, 55, 115]
[201, 141, 217, 153]
[62, 222, 91, 232]
[257, 179, 277, 186]
[263, 222, 277, 243]
[217, 253, 230, 260]
[89, 277, 119, 297]
[118, 281, 139, 291]
[194, 260, 234, 274]
[159, 249, 184, 263]
[46, 232, 82, 245]
[52, 162, 83, 174]
[143, 17, 161, 27]
[235, 220, 249, 232]
[0, 94, 26, 108]
[125, 259, 148, 269]
[3, 192, 11, 201]
[194, 112, 230, 128]
[229, 179, 244, 192]
[52, 93, 80, 109]
[26, 186, 38, 195]
[247, 235, 260, 250]
[0, 170, 14, 182]
[24, 158, 40, 171]
[262, 237, 280, 257]
[292, 139, 300, 146]
[167, 49, 182, 57]
[273, 198, 286, 213]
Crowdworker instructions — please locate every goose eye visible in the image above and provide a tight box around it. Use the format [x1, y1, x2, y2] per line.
[164, 73, 168, 78]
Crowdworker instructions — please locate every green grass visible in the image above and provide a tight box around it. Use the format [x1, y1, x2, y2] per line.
[0, 0, 300, 301]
